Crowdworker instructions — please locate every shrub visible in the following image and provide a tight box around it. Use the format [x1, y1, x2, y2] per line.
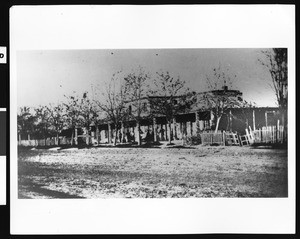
[188, 135, 202, 145]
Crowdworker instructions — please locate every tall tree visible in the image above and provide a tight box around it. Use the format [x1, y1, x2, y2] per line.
[63, 93, 82, 145]
[96, 72, 129, 146]
[47, 103, 67, 146]
[124, 66, 150, 145]
[149, 71, 193, 144]
[202, 66, 243, 133]
[260, 48, 287, 109]
[17, 106, 36, 141]
[34, 105, 52, 145]
[259, 48, 287, 127]
[78, 92, 99, 145]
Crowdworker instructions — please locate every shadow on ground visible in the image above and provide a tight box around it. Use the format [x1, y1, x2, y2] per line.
[19, 180, 85, 199]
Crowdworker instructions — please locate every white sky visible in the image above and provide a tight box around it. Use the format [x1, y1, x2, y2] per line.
[17, 48, 277, 108]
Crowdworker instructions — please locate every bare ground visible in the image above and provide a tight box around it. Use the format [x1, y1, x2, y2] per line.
[18, 144, 288, 198]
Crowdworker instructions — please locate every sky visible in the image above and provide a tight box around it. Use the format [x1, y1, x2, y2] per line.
[17, 48, 277, 108]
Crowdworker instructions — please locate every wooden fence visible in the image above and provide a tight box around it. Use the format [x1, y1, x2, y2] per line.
[18, 137, 72, 147]
[196, 126, 286, 146]
[249, 126, 286, 144]
[200, 131, 243, 146]
[200, 131, 225, 146]
[19, 126, 286, 147]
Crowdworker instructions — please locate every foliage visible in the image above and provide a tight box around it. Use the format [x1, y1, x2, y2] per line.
[149, 71, 193, 121]
[188, 135, 202, 145]
[46, 103, 68, 143]
[201, 66, 244, 133]
[34, 105, 52, 140]
[17, 106, 36, 139]
[77, 92, 99, 129]
[66, 92, 98, 144]
[123, 66, 150, 120]
[149, 71, 194, 143]
[95, 72, 129, 145]
[259, 48, 287, 109]
[63, 92, 82, 130]
[123, 66, 150, 145]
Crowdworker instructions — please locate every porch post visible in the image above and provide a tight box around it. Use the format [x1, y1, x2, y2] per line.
[172, 118, 177, 140]
[95, 125, 99, 144]
[229, 110, 233, 132]
[180, 122, 183, 140]
[253, 109, 256, 131]
[195, 111, 200, 136]
[121, 122, 125, 143]
[153, 117, 157, 142]
[75, 128, 78, 145]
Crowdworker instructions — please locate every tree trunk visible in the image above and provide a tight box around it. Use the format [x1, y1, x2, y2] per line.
[215, 116, 221, 134]
[86, 128, 90, 145]
[113, 128, 118, 146]
[121, 122, 125, 143]
[75, 128, 78, 145]
[96, 126, 99, 144]
[71, 131, 74, 146]
[182, 122, 186, 146]
[195, 112, 200, 136]
[108, 123, 111, 144]
[56, 133, 59, 146]
[136, 121, 141, 146]
[153, 118, 157, 142]
[167, 121, 172, 144]
[172, 118, 177, 140]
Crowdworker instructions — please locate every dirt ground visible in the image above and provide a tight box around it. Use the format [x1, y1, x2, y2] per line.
[18, 143, 288, 198]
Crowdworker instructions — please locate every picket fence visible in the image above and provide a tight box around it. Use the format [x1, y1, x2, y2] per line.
[18, 126, 286, 147]
[249, 125, 286, 144]
[200, 131, 225, 146]
[18, 137, 72, 147]
[198, 126, 286, 146]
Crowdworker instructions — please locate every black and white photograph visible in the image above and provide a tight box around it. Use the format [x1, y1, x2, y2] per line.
[10, 5, 295, 234]
[16, 48, 288, 199]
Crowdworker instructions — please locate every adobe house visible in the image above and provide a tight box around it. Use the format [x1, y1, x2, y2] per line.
[90, 86, 262, 144]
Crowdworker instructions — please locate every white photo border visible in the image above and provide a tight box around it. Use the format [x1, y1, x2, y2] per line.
[10, 5, 295, 234]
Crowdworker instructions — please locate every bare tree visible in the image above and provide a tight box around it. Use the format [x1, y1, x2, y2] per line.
[63, 93, 82, 145]
[202, 66, 243, 133]
[260, 48, 287, 109]
[47, 103, 67, 146]
[123, 66, 150, 146]
[259, 48, 287, 126]
[17, 106, 36, 141]
[96, 72, 129, 146]
[149, 71, 193, 144]
[78, 92, 99, 146]
[34, 105, 52, 145]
